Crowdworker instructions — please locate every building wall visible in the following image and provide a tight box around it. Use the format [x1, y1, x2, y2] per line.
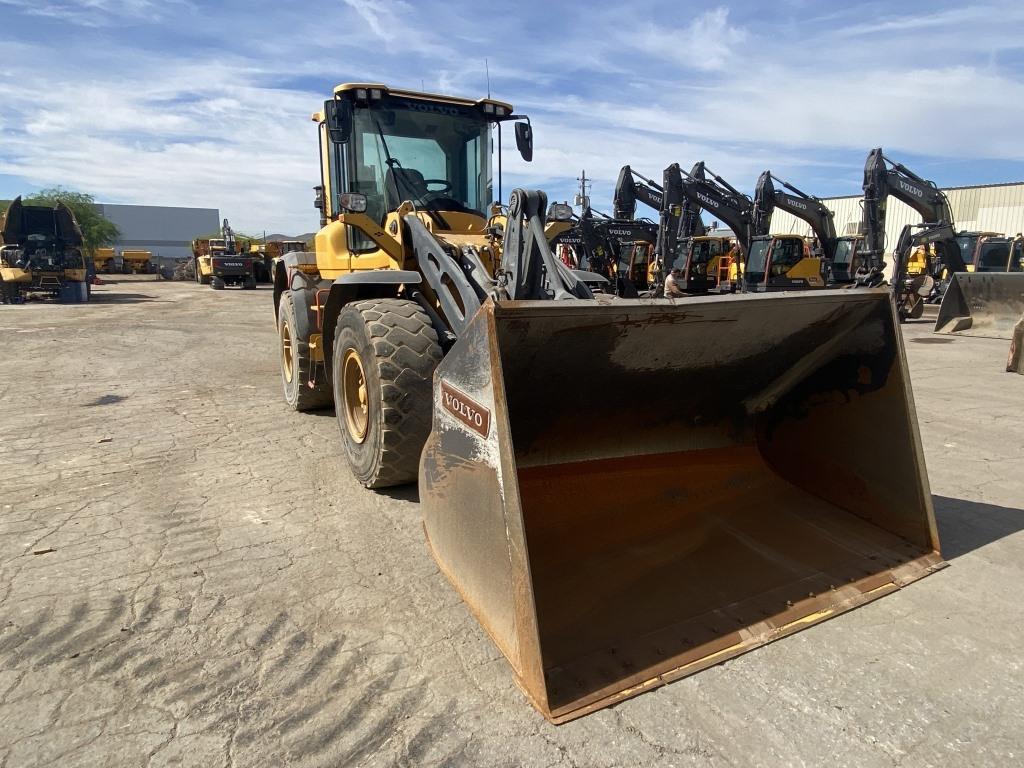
[98, 204, 219, 263]
[769, 182, 1024, 280]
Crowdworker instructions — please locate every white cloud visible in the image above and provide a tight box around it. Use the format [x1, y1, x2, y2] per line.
[1, 0, 1024, 234]
[628, 8, 747, 72]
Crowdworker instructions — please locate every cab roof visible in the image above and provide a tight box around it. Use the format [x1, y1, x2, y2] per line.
[332, 82, 513, 114]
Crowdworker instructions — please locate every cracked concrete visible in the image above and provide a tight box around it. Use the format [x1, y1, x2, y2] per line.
[1, 277, 1022, 767]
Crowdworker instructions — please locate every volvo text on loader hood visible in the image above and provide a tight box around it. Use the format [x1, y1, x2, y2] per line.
[274, 83, 944, 723]
[0, 196, 89, 303]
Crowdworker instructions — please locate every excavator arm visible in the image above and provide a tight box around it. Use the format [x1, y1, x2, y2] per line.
[862, 148, 964, 279]
[752, 172, 838, 262]
[672, 162, 755, 253]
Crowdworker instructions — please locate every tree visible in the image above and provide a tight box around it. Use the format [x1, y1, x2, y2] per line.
[22, 187, 120, 255]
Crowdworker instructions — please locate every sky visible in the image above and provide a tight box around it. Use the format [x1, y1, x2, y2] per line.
[2, 0, 1024, 235]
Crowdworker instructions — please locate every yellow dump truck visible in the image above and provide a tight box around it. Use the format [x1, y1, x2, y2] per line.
[121, 249, 154, 274]
[94, 246, 118, 272]
[274, 82, 945, 723]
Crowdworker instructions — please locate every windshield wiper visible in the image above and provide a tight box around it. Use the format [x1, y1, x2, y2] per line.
[373, 118, 449, 230]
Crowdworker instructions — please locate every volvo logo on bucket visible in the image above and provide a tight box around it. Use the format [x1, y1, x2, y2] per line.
[440, 381, 491, 438]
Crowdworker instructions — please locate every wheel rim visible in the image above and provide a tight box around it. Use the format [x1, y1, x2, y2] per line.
[280, 319, 294, 384]
[342, 349, 369, 444]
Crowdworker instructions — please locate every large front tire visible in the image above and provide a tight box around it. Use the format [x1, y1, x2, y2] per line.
[279, 292, 332, 411]
[332, 299, 442, 488]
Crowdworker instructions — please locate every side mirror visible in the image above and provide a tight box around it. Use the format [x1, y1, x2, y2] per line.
[515, 121, 533, 162]
[313, 186, 324, 211]
[338, 193, 367, 213]
[324, 99, 353, 143]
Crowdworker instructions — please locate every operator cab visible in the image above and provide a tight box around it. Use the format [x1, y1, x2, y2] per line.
[315, 84, 532, 239]
[829, 236, 863, 284]
[974, 236, 1023, 273]
[743, 235, 824, 292]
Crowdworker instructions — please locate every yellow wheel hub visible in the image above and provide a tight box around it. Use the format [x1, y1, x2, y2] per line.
[280, 319, 294, 384]
[343, 349, 369, 444]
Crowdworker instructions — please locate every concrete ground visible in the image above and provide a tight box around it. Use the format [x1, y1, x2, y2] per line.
[0, 276, 1021, 768]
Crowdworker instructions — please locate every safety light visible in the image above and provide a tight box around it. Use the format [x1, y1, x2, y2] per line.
[355, 88, 368, 100]
[370, 89, 382, 100]
[496, 106, 507, 116]
[339, 193, 368, 213]
[483, 102, 495, 114]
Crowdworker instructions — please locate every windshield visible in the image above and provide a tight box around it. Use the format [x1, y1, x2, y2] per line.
[956, 235, 979, 267]
[769, 237, 804, 276]
[690, 239, 722, 265]
[349, 105, 491, 223]
[745, 239, 771, 282]
[833, 238, 854, 266]
[976, 242, 1011, 272]
[1013, 240, 1024, 272]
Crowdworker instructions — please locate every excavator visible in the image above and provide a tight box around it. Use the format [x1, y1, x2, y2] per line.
[549, 208, 659, 295]
[193, 219, 257, 289]
[860, 148, 965, 318]
[273, 82, 943, 723]
[0, 197, 89, 303]
[750, 171, 866, 288]
[614, 163, 741, 294]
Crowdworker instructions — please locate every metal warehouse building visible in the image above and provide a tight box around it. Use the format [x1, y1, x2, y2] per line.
[768, 181, 1024, 279]
[97, 204, 220, 264]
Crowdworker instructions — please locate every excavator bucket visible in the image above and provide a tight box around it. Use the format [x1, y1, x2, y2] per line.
[419, 289, 944, 723]
[935, 272, 1024, 339]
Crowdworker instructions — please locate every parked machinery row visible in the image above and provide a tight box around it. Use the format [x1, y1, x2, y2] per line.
[270, 82, 947, 723]
[609, 150, 1023, 328]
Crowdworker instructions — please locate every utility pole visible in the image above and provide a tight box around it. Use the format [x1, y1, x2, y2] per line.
[574, 170, 591, 213]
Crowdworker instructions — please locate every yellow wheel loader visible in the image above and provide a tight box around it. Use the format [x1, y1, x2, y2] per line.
[0, 197, 89, 303]
[275, 83, 944, 723]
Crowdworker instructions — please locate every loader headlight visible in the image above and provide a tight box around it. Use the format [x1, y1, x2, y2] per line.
[339, 193, 368, 213]
[547, 203, 573, 222]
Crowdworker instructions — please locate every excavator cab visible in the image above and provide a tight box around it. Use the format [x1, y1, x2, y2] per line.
[743, 235, 825, 291]
[830, 235, 863, 284]
[680, 235, 735, 293]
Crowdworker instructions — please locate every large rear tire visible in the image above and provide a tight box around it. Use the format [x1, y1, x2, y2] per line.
[279, 292, 332, 411]
[333, 299, 442, 488]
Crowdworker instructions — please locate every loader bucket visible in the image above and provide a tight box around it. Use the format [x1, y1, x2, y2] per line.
[419, 289, 944, 723]
[935, 272, 1024, 339]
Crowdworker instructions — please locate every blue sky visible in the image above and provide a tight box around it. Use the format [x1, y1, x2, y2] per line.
[2, 0, 1024, 234]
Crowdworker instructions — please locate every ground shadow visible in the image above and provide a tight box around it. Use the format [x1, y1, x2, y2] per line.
[85, 394, 127, 407]
[87, 293, 166, 304]
[377, 483, 420, 503]
[910, 337, 955, 344]
[932, 495, 1024, 559]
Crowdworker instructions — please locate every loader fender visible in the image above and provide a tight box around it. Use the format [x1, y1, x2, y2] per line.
[273, 251, 321, 320]
[321, 270, 423, 375]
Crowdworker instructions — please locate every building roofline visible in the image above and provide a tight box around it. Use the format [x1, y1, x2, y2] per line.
[826, 180, 1024, 201]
